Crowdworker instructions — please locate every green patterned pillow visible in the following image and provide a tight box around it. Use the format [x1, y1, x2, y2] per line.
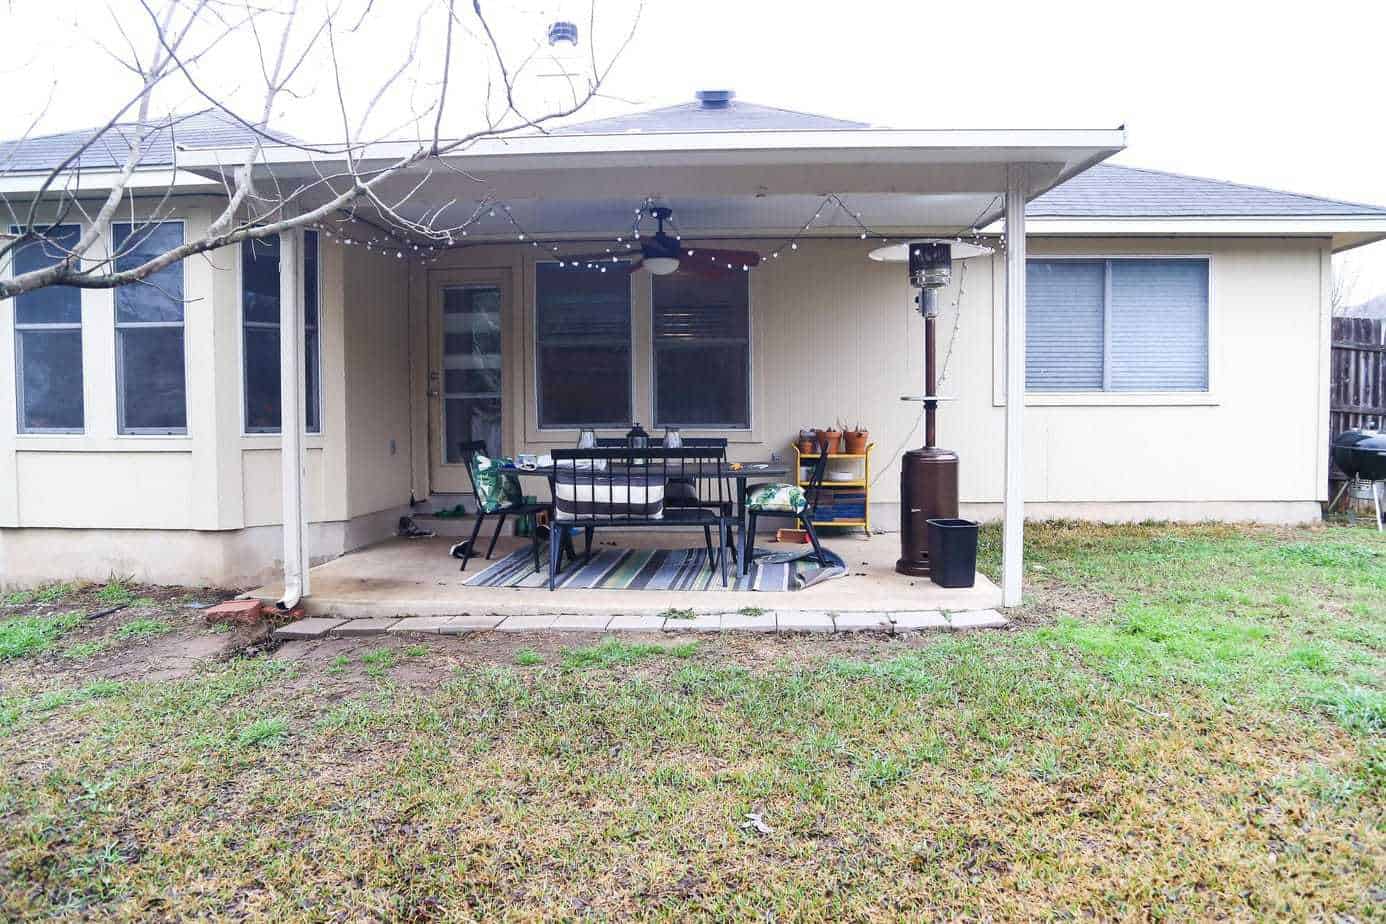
[746, 482, 807, 514]
[471, 454, 523, 513]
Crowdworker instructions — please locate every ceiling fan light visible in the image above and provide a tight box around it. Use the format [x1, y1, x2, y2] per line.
[644, 256, 679, 275]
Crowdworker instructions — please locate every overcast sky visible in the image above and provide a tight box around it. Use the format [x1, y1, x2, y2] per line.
[5, 0, 1385, 302]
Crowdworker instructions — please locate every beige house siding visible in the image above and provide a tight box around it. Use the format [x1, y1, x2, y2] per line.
[0, 213, 415, 587]
[0, 218, 1330, 588]
[415, 235, 1329, 520]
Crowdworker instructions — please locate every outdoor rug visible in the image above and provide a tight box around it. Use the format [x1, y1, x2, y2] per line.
[462, 545, 847, 592]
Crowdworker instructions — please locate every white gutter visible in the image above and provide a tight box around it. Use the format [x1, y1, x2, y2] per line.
[277, 228, 310, 610]
[983, 216, 1386, 251]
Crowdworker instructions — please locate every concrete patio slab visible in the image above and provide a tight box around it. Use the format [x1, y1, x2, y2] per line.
[437, 614, 506, 633]
[662, 613, 722, 631]
[891, 610, 948, 631]
[949, 609, 1010, 630]
[606, 614, 667, 632]
[493, 613, 558, 632]
[775, 610, 835, 633]
[387, 616, 458, 634]
[247, 532, 1003, 621]
[832, 611, 894, 632]
[330, 618, 399, 637]
[271, 617, 345, 640]
[720, 612, 777, 632]
[551, 613, 613, 631]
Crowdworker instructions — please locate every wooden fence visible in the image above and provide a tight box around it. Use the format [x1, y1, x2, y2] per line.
[1328, 316, 1386, 500]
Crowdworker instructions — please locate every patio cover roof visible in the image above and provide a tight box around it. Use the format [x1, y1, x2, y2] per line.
[172, 126, 1128, 240]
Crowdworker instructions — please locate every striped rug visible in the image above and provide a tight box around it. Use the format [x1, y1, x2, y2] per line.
[463, 546, 845, 592]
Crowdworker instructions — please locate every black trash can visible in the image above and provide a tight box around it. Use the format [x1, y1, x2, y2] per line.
[926, 518, 978, 588]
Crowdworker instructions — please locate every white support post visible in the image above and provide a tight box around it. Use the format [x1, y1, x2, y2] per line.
[1001, 165, 1027, 608]
[278, 229, 310, 607]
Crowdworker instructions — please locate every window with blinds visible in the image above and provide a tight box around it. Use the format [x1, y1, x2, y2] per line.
[652, 271, 750, 428]
[535, 262, 632, 428]
[1026, 258, 1209, 393]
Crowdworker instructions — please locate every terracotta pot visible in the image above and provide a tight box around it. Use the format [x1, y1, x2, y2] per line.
[818, 430, 842, 454]
[797, 438, 816, 454]
[843, 431, 869, 454]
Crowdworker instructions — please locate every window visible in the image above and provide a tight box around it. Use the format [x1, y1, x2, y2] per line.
[11, 225, 84, 432]
[535, 262, 631, 428]
[1026, 258, 1209, 392]
[652, 271, 750, 428]
[241, 232, 320, 433]
[114, 221, 187, 433]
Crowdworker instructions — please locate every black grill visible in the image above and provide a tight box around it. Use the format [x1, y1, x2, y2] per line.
[1332, 429, 1386, 482]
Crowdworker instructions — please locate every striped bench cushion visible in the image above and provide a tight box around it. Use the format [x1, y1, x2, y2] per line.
[554, 469, 664, 521]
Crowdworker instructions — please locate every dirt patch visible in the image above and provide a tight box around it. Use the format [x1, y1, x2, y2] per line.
[0, 583, 264, 689]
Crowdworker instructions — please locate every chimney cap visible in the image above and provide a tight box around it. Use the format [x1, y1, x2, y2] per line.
[695, 89, 734, 109]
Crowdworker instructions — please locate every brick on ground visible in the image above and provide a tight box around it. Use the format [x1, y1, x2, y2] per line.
[203, 599, 264, 626]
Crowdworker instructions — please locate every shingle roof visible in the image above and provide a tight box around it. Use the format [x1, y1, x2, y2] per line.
[1029, 164, 1386, 218]
[554, 98, 870, 134]
[0, 109, 290, 174]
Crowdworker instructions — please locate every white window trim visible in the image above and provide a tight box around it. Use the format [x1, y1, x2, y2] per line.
[238, 230, 323, 436]
[650, 271, 754, 431]
[113, 219, 189, 435]
[991, 251, 1218, 407]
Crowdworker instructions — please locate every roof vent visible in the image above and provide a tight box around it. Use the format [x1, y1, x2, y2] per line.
[695, 90, 734, 110]
[547, 21, 578, 46]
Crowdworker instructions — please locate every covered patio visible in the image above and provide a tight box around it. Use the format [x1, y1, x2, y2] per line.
[188, 108, 1126, 617]
[249, 528, 1002, 622]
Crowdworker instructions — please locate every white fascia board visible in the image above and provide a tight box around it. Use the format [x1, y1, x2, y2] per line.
[980, 216, 1386, 250]
[176, 127, 1127, 169]
[174, 128, 1126, 201]
[0, 168, 224, 196]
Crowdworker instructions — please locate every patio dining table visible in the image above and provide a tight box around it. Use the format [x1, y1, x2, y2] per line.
[499, 460, 790, 537]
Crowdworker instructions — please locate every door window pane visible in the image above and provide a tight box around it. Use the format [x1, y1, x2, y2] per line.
[240, 232, 321, 432]
[18, 329, 83, 430]
[118, 326, 187, 431]
[535, 263, 631, 428]
[653, 271, 750, 428]
[11, 224, 83, 432]
[443, 286, 502, 462]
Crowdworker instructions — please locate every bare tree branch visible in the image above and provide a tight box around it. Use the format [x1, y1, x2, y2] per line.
[1, 0, 645, 300]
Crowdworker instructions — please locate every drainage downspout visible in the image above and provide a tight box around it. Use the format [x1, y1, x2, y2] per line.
[278, 228, 310, 610]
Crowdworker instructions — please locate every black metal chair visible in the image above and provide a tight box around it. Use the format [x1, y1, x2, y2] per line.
[456, 440, 550, 574]
[548, 447, 733, 590]
[739, 447, 831, 575]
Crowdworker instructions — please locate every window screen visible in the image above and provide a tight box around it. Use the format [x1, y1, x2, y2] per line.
[241, 231, 321, 432]
[535, 262, 631, 428]
[11, 224, 84, 432]
[1026, 258, 1209, 392]
[652, 271, 750, 428]
[114, 222, 186, 433]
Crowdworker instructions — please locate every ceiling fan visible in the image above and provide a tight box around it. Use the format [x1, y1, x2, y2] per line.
[560, 206, 762, 277]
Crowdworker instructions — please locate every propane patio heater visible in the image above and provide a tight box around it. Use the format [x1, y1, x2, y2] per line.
[869, 239, 992, 575]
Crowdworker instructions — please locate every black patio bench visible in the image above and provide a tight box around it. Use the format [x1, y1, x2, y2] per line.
[548, 447, 736, 590]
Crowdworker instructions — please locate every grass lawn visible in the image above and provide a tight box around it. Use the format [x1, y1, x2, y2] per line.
[0, 524, 1382, 920]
